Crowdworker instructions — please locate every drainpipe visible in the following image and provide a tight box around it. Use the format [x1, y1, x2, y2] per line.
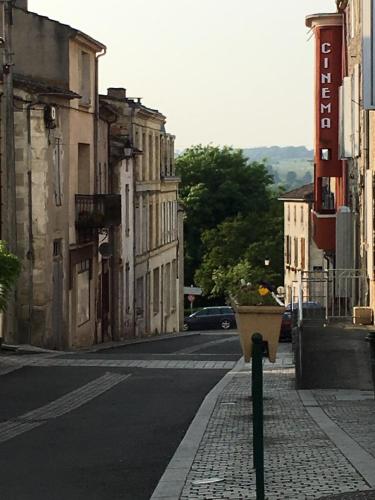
[130, 112, 137, 337]
[26, 102, 37, 345]
[94, 47, 106, 343]
[94, 48, 106, 193]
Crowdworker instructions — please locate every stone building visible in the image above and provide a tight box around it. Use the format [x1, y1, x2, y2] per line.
[336, 0, 375, 310]
[279, 184, 324, 303]
[0, 1, 120, 347]
[101, 88, 183, 338]
[302, 1, 375, 321]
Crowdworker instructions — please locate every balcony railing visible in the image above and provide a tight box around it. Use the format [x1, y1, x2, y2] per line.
[75, 194, 121, 229]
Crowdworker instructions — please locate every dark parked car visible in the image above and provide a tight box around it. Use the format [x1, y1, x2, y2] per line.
[280, 310, 292, 342]
[183, 306, 236, 331]
[286, 301, 326, 324]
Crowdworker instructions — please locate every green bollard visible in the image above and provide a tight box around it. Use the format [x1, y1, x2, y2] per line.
[252, 333, 265, 500]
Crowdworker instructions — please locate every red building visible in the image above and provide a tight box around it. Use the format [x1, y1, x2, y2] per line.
[305, 13, 345, 254]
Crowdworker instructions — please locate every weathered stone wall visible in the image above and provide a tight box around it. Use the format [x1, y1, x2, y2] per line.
[12, 91, 71, 347]
[0, 8, 72, 88]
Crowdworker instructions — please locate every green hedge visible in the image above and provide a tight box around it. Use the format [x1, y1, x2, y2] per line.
[0, 241, 21, 312]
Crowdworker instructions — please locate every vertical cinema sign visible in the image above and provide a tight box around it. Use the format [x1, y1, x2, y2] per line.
[320, 41, 334, 130]
[307, 14, 343, 179]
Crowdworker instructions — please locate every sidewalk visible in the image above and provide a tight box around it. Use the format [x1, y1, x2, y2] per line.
[152, 345, 375, 500]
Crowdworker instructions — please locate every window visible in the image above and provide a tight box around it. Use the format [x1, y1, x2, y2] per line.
[195, 310, 207, 317]
[155, 135, 160, 178]
[78, 143, 90, 194]
[53, 138, 62, 206]
[294, 238, 298, 268]
[164, 263, 171, 313]
[149, 203, 153, 249]
[53, 239, 62, 258]
[171, 260, 176, 311]
[77, 259, 91, 326]
[301, 238, 306, 270]
[285, 236, 290, 265]
[320, 148, 330, 160]
[155, 202, 159, 247]
[80, 51, 91, 106]
[142, 132, 146, 180]
[136, 277, 144, 317]
[153, 268, 160, 314]
[300, 206, 304, 224]
[321, 177, 335, 210]
[294, 205, 297, 223]
[170, 140, 175, 175]
[287, 205, 290, 222]
[125, 263, 130, 313]
[220, 307, 233, 314]
[149, 134, 153, 180]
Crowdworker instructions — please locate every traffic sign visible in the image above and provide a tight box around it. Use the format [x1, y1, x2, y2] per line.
[187, 294, 195, 303]
[184, 286, 202, 296]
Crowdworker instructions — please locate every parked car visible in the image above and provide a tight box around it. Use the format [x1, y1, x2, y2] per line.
[280, 310, 292, 342]
[183, 306, 236, 331]
[286, 301, 326, 324]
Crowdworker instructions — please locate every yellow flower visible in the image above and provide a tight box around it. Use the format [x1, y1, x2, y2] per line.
[258, 286, 269, 296]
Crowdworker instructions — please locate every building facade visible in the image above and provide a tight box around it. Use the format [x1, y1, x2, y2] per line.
[0, 1, 121, 348]
[279, 185, 325, 303]
[301, 0, 375, 321]
[101, 88, 182, 338]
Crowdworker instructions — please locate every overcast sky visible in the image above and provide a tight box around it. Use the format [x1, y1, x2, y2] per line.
[29, 0, 334, 150]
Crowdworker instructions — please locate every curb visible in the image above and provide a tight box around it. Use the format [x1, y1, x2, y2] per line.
[150, 357, 245, 500]
[318, 491, 375, 499]
[1, 332, 201, 356]
[84, 331, 201, 353]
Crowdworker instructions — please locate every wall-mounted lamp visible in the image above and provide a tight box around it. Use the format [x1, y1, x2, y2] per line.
[264, 258, 270, 267]
[124, 147, 133, 159]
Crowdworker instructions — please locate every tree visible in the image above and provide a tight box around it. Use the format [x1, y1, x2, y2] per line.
[0, 241, 21, 312]
[177, 145, 284, 300]
[195, 192, 284, 297]
[177, 145, 273, 286]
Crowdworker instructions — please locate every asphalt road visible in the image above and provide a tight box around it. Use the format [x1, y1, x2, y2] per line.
[0, 331, 242, 500]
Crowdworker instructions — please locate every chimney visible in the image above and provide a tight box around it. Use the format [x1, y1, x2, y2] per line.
[107, 88, 127, 100]
[14, 0, 28, 9]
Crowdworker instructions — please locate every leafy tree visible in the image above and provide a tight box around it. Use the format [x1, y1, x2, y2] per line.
[177, 145, 273, 286]
[0, 241, 21, 312]
[177, 145, 284, 300]
[195, 192, 283, 298]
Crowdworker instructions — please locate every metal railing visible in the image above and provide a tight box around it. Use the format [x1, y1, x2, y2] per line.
[75, 194, 121, 229]
[289, 269, 366, 324]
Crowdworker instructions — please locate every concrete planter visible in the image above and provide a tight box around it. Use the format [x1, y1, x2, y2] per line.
[234, 305, 284, 363]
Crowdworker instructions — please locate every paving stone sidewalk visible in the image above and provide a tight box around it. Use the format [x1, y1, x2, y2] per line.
[178, 359, 375, 500]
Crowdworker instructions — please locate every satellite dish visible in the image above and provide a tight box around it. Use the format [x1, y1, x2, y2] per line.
[99, 242, 112, 258]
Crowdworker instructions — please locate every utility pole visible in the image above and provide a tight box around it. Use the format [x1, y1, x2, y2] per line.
[2, 0, 17, 339]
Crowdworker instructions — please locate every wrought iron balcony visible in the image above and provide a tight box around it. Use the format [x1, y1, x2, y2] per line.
[75, 194, 121, 229]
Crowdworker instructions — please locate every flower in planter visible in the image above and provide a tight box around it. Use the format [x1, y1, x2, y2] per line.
[230, 280, 284, 307]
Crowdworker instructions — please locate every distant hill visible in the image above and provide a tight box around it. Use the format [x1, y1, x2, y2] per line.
[242, 146, 313, 162]
[175, 145, 314, 189]
[243, 146, 314, 189]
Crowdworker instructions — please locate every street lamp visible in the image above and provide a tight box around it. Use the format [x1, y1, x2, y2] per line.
[124, 147, 132, 159]
[264, 258, 270, 267]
